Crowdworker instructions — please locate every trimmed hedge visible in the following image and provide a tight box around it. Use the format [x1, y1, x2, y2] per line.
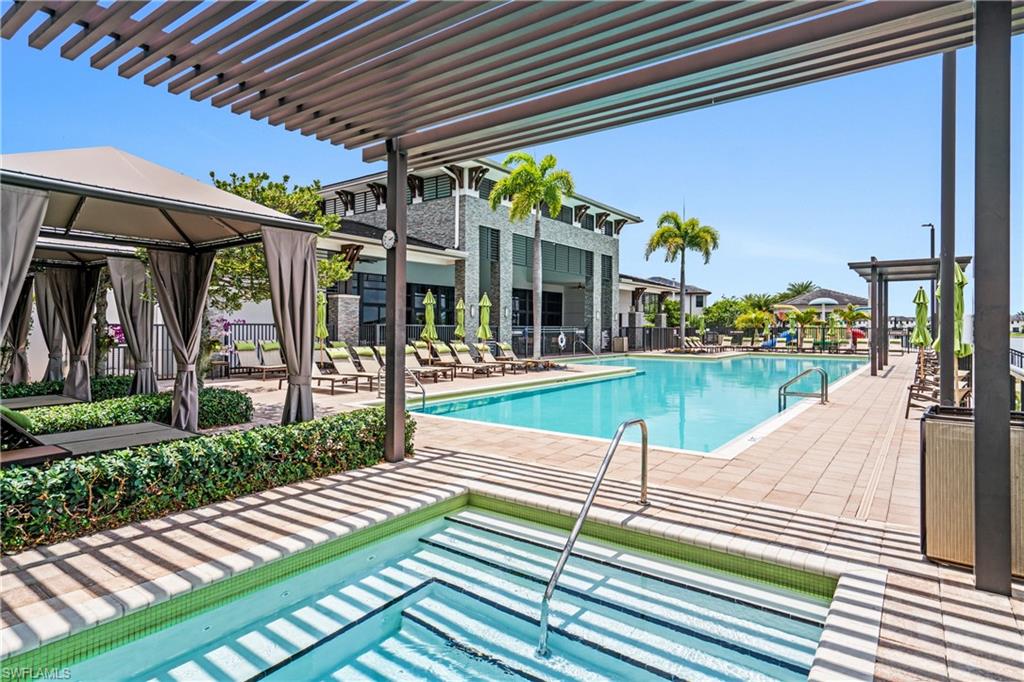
[0, 408, 416, 552]
[0, 375, 133, 401]
[21, 389, 253, 435]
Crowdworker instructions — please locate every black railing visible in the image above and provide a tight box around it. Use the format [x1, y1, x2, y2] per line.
[617, 326, 677, 352]
[1011, 348, 1024, 370]
[358, 323, 458, 346]
[511, 326, 589, 357]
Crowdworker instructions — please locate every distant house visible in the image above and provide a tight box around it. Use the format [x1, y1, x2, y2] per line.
[1012, 313, 1024, 334]
[618, 274, 710, 327]
[779, 287, 868, 314]
[889, 315, 915, 331]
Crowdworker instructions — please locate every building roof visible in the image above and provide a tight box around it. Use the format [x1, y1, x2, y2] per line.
[619, 273, 710, 295]
[780, 287, 867, 307]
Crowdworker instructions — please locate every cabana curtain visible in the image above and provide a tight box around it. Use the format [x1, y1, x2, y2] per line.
[3, 277, 34, 384]
[44, 267, 100, 401]
[1, 186, 48, 339]
[262, 226, 317, 423]
[108, 257, 157, 395]
[148, 250, 214, 431]
[34, 275, 65, 382]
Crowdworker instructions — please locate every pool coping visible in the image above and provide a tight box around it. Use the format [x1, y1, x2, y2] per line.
[407, 353, 872, 461]
[1, 477, 886, 680]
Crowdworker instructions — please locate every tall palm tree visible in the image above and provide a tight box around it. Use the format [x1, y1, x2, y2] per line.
[741, 292, 779, 313]
[489, 152, 574, 359]
[645, 212, 720, 347]
[835, 303, 870, 348]
[782, 280, 816, 300]
[789, 309, 823, 347]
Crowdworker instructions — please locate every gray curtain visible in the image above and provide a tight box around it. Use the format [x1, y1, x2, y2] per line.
[262, 226, 317, 423]
[148, 250, 214, 431]
[1, 186, 48, 339]
[108, 257, 157, 395]
[44, 267, 100, 401]
[34, 273, 64, 382]
[3, 277, 34, 384]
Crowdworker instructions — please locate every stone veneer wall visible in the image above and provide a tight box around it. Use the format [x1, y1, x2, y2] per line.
[327, 293, 360, 344]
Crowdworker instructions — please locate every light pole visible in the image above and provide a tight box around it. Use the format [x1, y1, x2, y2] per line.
[922, 222, 936, 335]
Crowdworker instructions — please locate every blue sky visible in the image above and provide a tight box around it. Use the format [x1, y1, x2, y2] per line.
[2, 30, 1020, 316]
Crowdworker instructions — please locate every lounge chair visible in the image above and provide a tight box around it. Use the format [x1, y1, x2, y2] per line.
[475, 343, 528, 373]
[444, 342, 501, 378]
[495, 342, 556, 370]
[774, 339, 789, 352]
[250, 340, 287, 379]
[719, 337, 734, 351]
[408, 345, 455, 380]
[888, 339, 906, 356]
[326, 347, 378, 390]
[276, 361, 357, 395]
[374, 345, 450, 383]
[740, 336, 754, 350]
[800, 337, 815, 353]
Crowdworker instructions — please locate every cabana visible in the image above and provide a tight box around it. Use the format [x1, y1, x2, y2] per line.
[0, 146, 320, 429]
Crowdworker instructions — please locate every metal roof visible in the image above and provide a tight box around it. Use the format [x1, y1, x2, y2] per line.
[847, 256, 972, 282]
[4, 2, 1020, 166]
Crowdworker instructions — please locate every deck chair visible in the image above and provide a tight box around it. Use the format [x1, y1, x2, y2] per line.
[233, 341, 264, 376]
[256, 341, 288, 378]
[408, 345, 455, 380]
[374, 345, 449, 383]
[326, 347, 378, 390]
[719, 337, 734, 350]
[800, 337, 815, 352]
[475, 343, 527, 373]
[277, 361, 356, 395]
[444, 342, 500, 378]
[774, 339, 789, 352]
[495, 342, 555, 370]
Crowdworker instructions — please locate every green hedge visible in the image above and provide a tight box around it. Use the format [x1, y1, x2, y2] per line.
[0, 408, 416, 552]
[0, 375, 133, 401]
[22, 389, 253, 435]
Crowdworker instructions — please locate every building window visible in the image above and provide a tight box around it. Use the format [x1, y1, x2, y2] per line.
[511, 289, 563, 327]
[695, 295, 704, 307]
[582, 213, 594, 231]
[642, 293, 660, 315]
[408, 283, 454, 325]
[601, 254, 612, 282]
[478, 177, 496, 201]
[422, 175, 452, 201]
[348, 273, 453, 325]
[479, 226, 500, 263]
[352, 190, 376, 214]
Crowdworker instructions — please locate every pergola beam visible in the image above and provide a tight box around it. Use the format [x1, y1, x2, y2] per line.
[939, 52, 956, 405]
[384, 139, 408, 463]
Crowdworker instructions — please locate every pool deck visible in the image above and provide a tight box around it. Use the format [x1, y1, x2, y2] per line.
[2, 351, 1022, 679]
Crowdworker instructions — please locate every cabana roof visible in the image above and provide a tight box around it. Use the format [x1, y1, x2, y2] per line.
[31, 237, 136, 269]
[0, 146, 318, 252]
[848, 256, 972, 282]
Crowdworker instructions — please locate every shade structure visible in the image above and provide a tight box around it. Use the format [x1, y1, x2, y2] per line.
[420, 290, 439, 344]
[108, 257, 158, 395]
[933, 261, 972, 357]
[453, 298, 465, 341]
[911, 287, 934, 348]
[33, 275, 64, 382]
[0, 185, 47, 339]
[40, 268, 100, 402]
[476, 293, 492, 341]
[3, 277, 33, 384]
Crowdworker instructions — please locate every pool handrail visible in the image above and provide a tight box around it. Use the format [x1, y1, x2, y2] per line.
[778, 366, 829, 411]
[536, 418, 649, 657]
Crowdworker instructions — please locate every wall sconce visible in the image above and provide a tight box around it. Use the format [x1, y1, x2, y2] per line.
[504, 306, 510, 319]
[470, 304, 477, 317]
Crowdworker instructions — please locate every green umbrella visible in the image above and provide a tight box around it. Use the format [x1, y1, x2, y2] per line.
[696, 315, 706, 337]
[827, 312, 841, 342]
[762, 317, 771, 339]
[315, 291, 329, 362]
[453, 298, 465, 340]
[420, 290, 439, 344]
[910, 287, 933, 347]
[933, 262, 972, 357]
[476, 292, 492, 341]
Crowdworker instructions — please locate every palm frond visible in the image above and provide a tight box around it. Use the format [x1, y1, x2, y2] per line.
[502, 151, 536, 170]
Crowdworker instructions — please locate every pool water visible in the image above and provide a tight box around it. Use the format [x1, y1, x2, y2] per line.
[68, 507, 827, 681]
[419, 355, 866, 452]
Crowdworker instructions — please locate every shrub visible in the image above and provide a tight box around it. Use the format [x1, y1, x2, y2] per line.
[0, 375, 133, 401]
[0, 408, 416, 552]
[21, 389, 253, 435]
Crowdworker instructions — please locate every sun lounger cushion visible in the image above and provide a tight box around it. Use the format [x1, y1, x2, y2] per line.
[326, 347, 348, 359]
[353, 347, 375, 357]
[498, 343, 512, 351]
[451, 343, 472, 352]
[330, 341, 345, 348]
[234, 341, 256, 351]
[260, 341, 281, 351]
[413, 341, 429, 348]
[0, 405, 32, 430]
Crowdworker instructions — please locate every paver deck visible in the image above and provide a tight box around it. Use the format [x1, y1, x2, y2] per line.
[2, 351, 1021, 679]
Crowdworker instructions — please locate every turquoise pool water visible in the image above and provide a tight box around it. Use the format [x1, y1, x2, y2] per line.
[419, 355, 866, 452]
[67, 507, 827, 681]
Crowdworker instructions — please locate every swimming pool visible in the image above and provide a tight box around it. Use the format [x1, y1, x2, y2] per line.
[62, 503, 829, 681]
[419, 355, 866, 452]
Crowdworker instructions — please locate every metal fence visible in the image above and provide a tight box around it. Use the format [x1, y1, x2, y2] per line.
[510, 326, 590, 357]
[1012, 348, 1023, 370]
[358, 324, 458, 346]
[616, 326, 677, 352]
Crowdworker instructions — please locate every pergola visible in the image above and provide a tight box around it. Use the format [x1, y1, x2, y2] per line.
[1, 146, 321, 429]
[848, 256, 971, 376]
[2, 1, 1018, 593]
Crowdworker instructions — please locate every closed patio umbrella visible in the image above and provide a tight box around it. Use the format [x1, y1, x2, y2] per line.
[933, 262, 971, 357]
[453, 298, 465, 340]
[315, 290, 328, 362]
[420, 290, 439, 346]
[696, 315, 706, 338]
[910, 287, 933, 348]
[827, 312, 841, 342]
[476, 292, 492, 341]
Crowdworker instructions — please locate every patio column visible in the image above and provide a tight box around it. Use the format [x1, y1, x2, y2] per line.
[384, 139, 408, 463]
[869, 258, 878, 376]
[108, 257, 158, 395]
[939, 51, 956, 405]
[34, 275, 64, 382]
[881, 278, 889, 367]
[972, 0, 1011, 595]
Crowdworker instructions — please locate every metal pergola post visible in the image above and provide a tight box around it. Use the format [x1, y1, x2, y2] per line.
[939, 51, 956, 405]
[869, 257, 878, 376]
[881, 277, 889, 367]
[384, 139, 408, 463]
[972, 0, 1011, 596]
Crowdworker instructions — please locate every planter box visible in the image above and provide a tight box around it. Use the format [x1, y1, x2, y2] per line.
[920, 406, 1024, 577]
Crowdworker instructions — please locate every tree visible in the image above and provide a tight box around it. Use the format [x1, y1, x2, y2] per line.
[208, 172, 351, 312]
[781, 280, 816, 300]
[703, 296, 745, 330]
[644, 298, 680, 328]
[835, 304, 871, 347]
[735, 310, 773, 335]
[741, 292, 779, 313]
[789, 309, 823, 347]
[645, 212, 720, 348]
[488, 152, 574, 359]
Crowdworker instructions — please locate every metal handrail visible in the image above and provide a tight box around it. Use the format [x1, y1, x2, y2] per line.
[573, 336, 598, 356]
[377, 365, 426, 409]
[536, 418, 649, 657]
[778, 367, 829, 411]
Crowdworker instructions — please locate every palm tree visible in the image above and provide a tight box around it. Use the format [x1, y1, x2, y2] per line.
[789, 309, 823, 347]
[645, 212, 720, 347]
[735, 310, 773, 334]
[489, 152, 574, 359]
[835, 303, 871, 348]
[741, 292, 779, 313]
[782, 280, 816, 300]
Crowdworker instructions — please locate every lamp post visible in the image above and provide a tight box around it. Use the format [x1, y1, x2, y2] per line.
[922, 222, 936, 335]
